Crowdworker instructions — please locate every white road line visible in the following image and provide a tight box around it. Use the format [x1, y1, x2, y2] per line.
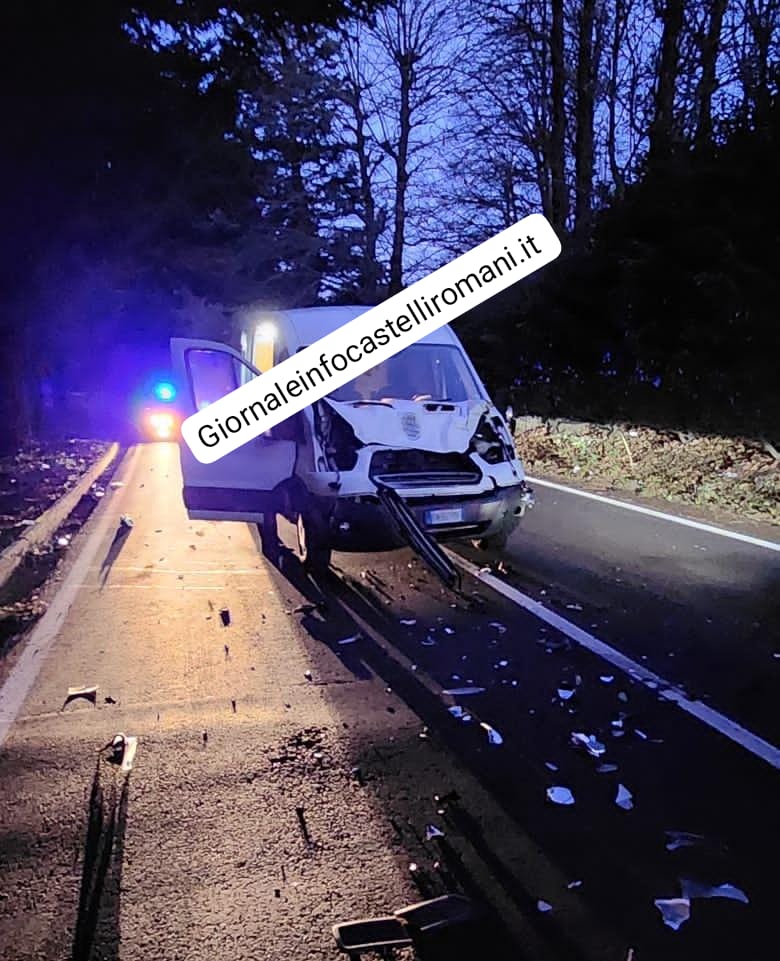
[450, 551, 780, 770]
[0, 448, 138, 748]
[526, 476, 780, 553]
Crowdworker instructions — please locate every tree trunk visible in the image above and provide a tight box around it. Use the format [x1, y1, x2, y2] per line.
[607, 0, 627, 197]
[694, 0, 727, 147]
[389, 51, 413, 295]
[574, 0, 597, 237]
[649, 0, 686, 163]
[550, 0, 569, 232]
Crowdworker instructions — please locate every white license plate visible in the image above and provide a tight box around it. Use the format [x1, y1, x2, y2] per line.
[425, 507, 464, 525]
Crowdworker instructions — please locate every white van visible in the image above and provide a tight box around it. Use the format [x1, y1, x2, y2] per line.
[171, 306, 533, 571]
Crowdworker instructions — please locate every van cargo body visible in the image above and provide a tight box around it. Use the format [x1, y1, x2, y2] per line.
[171, 306, 533, 569]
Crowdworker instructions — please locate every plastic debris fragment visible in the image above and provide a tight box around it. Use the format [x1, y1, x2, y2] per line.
[681, 879, 749, 904]
[570, 732, 606, 757]
[599, 675, 615, 684]
[664, 831, 705, 852]
[547, 786, 575, 806]
[337, 634, 360, 645]
[567, 880, 583, 889]
[443, 626, 455, 635]
[119, 515, 134, 529]
[109, 481, 125, 489]
[421, 636, 437, 646]
[219, 608, 231, 626]
[615, 784, 634, 810]
[566, 603, 583, 611]
[557, 687, 576, 701]
[545, 761, 558, 772]
[654, 897, 690, 931]
[488, 621, 507, 633]
[596, 763, 618, 774]
[63, 685, 98, 709]
[425, 824, 445, 841]
[537, 900, 553, 913]
[442, 687, 486, 696]
[480, 722, 503, 745]
[448, 705, 472, 722]
[400, 618, 417, 626]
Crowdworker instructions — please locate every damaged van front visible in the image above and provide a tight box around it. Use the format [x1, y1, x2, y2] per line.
[171, 306, 533, 574]
[281, 314, 534, 563]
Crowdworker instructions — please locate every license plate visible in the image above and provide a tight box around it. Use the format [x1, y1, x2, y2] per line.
[425, 507, 464, 525]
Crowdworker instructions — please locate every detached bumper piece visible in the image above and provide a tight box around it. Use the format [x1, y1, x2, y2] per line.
[375, 482, 461, 592]
[333, 894, 480, 959]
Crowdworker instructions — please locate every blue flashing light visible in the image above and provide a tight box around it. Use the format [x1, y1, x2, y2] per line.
[154, 381, 176, 402]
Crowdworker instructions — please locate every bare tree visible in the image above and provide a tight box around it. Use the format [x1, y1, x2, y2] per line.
[694, 0, 728, 145]
[649, 0, 687, 161]
[550, 0, 570, 230]
[575, 0, 598, 235]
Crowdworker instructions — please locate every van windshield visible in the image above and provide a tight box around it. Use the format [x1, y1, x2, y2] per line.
[327, 344, 483, 403]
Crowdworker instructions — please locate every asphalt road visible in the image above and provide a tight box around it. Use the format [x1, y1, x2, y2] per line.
[0, 443, 778, 961]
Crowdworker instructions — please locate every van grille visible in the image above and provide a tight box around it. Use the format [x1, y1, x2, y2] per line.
[369, 450, 481, 487]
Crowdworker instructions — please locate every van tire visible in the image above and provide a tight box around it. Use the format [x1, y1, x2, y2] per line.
[260, 509, 281, 564]
[296, 503, 332, 572]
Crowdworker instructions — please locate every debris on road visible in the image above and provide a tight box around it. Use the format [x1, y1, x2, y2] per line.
[119, 514, 134, 529]
[62, 685, 98, 710]
[400, 618, 417, 626]
[615, 784, 634, 810]
[596, 763, 618, 774]
[567, 880, 583, 889]
[109, 481, 124, 489]
[566, 603, 583, 611]
[442, 686, 486, 696]
[104, 695, 116, 705]
[681, 879, 749, 904]
[219, 607, 231, 626]
[537, 899, 553, 913]
[304, 670, 313, 681]
[664, 831, 706, 852]
[654, 897, 691, 931]
[570, 732, 606, 757]
[545, 761, 559, 772]
[106, 733, 138, 773]
[480, 722, 503, 745]
[547, 786, 575, 806]
[296, 806, 312, 845]
[425, 824, 445, 841]
[337, 633, 360, 645]
[600, 675, 615, 684]
[448, 705, 472, 722]
[56, 535, 71, 548]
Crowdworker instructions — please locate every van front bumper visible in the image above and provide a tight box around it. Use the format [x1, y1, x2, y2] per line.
[324, 480, 534, 552]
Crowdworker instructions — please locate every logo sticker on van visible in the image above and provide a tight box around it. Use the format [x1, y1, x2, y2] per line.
[401, 413, 421, 440]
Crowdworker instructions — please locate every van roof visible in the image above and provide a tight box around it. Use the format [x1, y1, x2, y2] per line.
[279, 305, 460, 349]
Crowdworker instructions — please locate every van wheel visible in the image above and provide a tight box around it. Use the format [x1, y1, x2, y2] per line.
[296, 506, 332, 571]
[260, 506, 281, 563]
